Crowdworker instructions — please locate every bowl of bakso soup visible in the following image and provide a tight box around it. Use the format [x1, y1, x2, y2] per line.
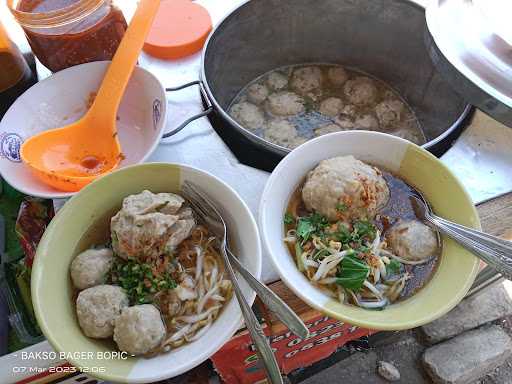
[260, 131, 479, 330]
[31, 163, 262, 383]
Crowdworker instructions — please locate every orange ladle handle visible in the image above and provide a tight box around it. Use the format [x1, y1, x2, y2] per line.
[86, 0, 161, 132]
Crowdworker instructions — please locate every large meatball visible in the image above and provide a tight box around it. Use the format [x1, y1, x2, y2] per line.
[375, 100, 404, 128]
[246, 83, 269, 104]
[266, 92, 305, 116]
[111, 191, 196, 260]
[302, 156, 389, 221]
[319, 97, 344, 117]
[327, 66, 348, 87]
[230, 102, 265, 130]
[266, 71, 288, 91]
[76, 285, 128, 339]
[264, 120, 306, 149]
[70, 248, 113, 290]
[290, 66, 323, 95]
[387, 220, 438, 263]
[114, 305, 166, 355]
[344, 76, 378, 106]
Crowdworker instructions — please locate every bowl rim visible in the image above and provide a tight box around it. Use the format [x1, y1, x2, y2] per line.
[259, 130, 480, 330]
[31, 162, 262, 382]
[0, 61, 167, 200]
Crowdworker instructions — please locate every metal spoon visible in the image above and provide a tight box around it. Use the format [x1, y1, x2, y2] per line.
[410, 191, 512, 280]
[182, 182, 283, 384]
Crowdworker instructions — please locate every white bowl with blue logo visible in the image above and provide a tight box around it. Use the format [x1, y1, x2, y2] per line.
[0, 61, 167, 198]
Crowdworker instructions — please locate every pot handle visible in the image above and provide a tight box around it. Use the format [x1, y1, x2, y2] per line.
[163, 80, 214, 138]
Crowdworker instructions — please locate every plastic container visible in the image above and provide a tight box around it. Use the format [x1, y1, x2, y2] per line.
[7, 0, 127, 72]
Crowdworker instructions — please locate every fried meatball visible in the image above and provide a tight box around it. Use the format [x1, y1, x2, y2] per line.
[354, 114, 379, 130]
[387, 220, 438, 263]
[113, 305, 166, 355]
[375, 100, 404, 128]
[266, 71, 288, 91]
[264, 120, 305, 149]
[319, 97, 344, 117]
[314, 123, 343, 137]
[76, 285, 128, 339]
[302, 156, 389, 221]
[246, 83, 269, 104]
[70, 248, 113, 290]
[344, 76, 378, 106]
[290, 66, 323, 95]
[230, 102, 265, 130]
[111, 191, 196, 260]
[266, 92, 305, 116]
[327, 66, 348, 87]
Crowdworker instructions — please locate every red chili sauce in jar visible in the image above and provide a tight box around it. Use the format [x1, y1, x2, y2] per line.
[16, 0, 127, 72]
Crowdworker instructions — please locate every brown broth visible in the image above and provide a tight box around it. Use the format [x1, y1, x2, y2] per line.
[285, 169, 441, 303]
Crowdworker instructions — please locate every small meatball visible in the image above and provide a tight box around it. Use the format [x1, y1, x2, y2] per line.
[344, 76, 378, 106]
[354, 114, 379, 130]
[246, 83, 269, 104]
[375, 100, 404, 128]
[340, 104, 357, 117]
[327, 67, 348, 86]
[230, 102, 265, 130]
[70, 248, 113, 290]
[334, 117, 355, 129]
[319, 97, 344, 117]
[264, 120, 301, 149]
[387, 220, 438, 263]
[290, 66, 323, 95]
[391, 127, 423, 145]
[76, 285, 128, 339]
[302, 155, 389, 221]
[266, 71, 288, 91]
[266, 92, 305, 116]
[314, 123, 343, 137]
[114, 305, 166, 355]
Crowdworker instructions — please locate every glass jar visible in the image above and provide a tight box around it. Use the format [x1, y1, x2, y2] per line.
[7, 0, 127, 72]
[0, 20, 36, 117]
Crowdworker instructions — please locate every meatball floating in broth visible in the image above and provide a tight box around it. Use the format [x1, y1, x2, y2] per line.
[284, 156, 441, 310]
[70, 248, 113, 290]
[228, 64, 426, 149]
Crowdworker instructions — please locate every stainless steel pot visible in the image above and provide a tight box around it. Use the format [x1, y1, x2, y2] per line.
[167, 0, 471, 159]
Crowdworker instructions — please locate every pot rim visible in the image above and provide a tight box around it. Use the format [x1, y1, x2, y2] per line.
[199, 0, 472, 157]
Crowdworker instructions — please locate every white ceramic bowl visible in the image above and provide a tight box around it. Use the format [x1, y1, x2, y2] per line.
[260, 131, 480, 330]
[32, 163, 261, 383]
[0, 61, 167, 199]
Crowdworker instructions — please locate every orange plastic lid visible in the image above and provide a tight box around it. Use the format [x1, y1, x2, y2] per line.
[143, 0, 212, 59]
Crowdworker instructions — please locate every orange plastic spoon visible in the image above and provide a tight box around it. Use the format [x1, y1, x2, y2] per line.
[20, 0, 161, 192]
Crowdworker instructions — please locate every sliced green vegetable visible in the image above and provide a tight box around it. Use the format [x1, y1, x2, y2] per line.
[295, 242, 305, 272]
[284, 213, 295, 225]
[296, 213, 328, 243]
[336, 255, 370, 291]
[335, 203, 347, 212]
[386, 259, 401, 275]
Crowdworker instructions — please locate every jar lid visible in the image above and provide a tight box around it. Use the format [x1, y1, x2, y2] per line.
[426, 0, 512, 127]
[143, 0, 212, 60]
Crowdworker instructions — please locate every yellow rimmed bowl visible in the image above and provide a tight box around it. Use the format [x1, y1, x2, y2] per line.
[259, 131, 479, 331]
[31, 163, 262, 383]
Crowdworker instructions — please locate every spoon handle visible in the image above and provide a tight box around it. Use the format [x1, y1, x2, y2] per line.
[219, 247, 283, 384]
[227, 248, 309, 339]
[426, 213, 512, 280]
[89, 0, 160, 128]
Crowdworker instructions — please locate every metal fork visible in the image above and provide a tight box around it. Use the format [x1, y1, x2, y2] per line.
[182, 182, 284, 384]
[409, 189, 512, 280]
